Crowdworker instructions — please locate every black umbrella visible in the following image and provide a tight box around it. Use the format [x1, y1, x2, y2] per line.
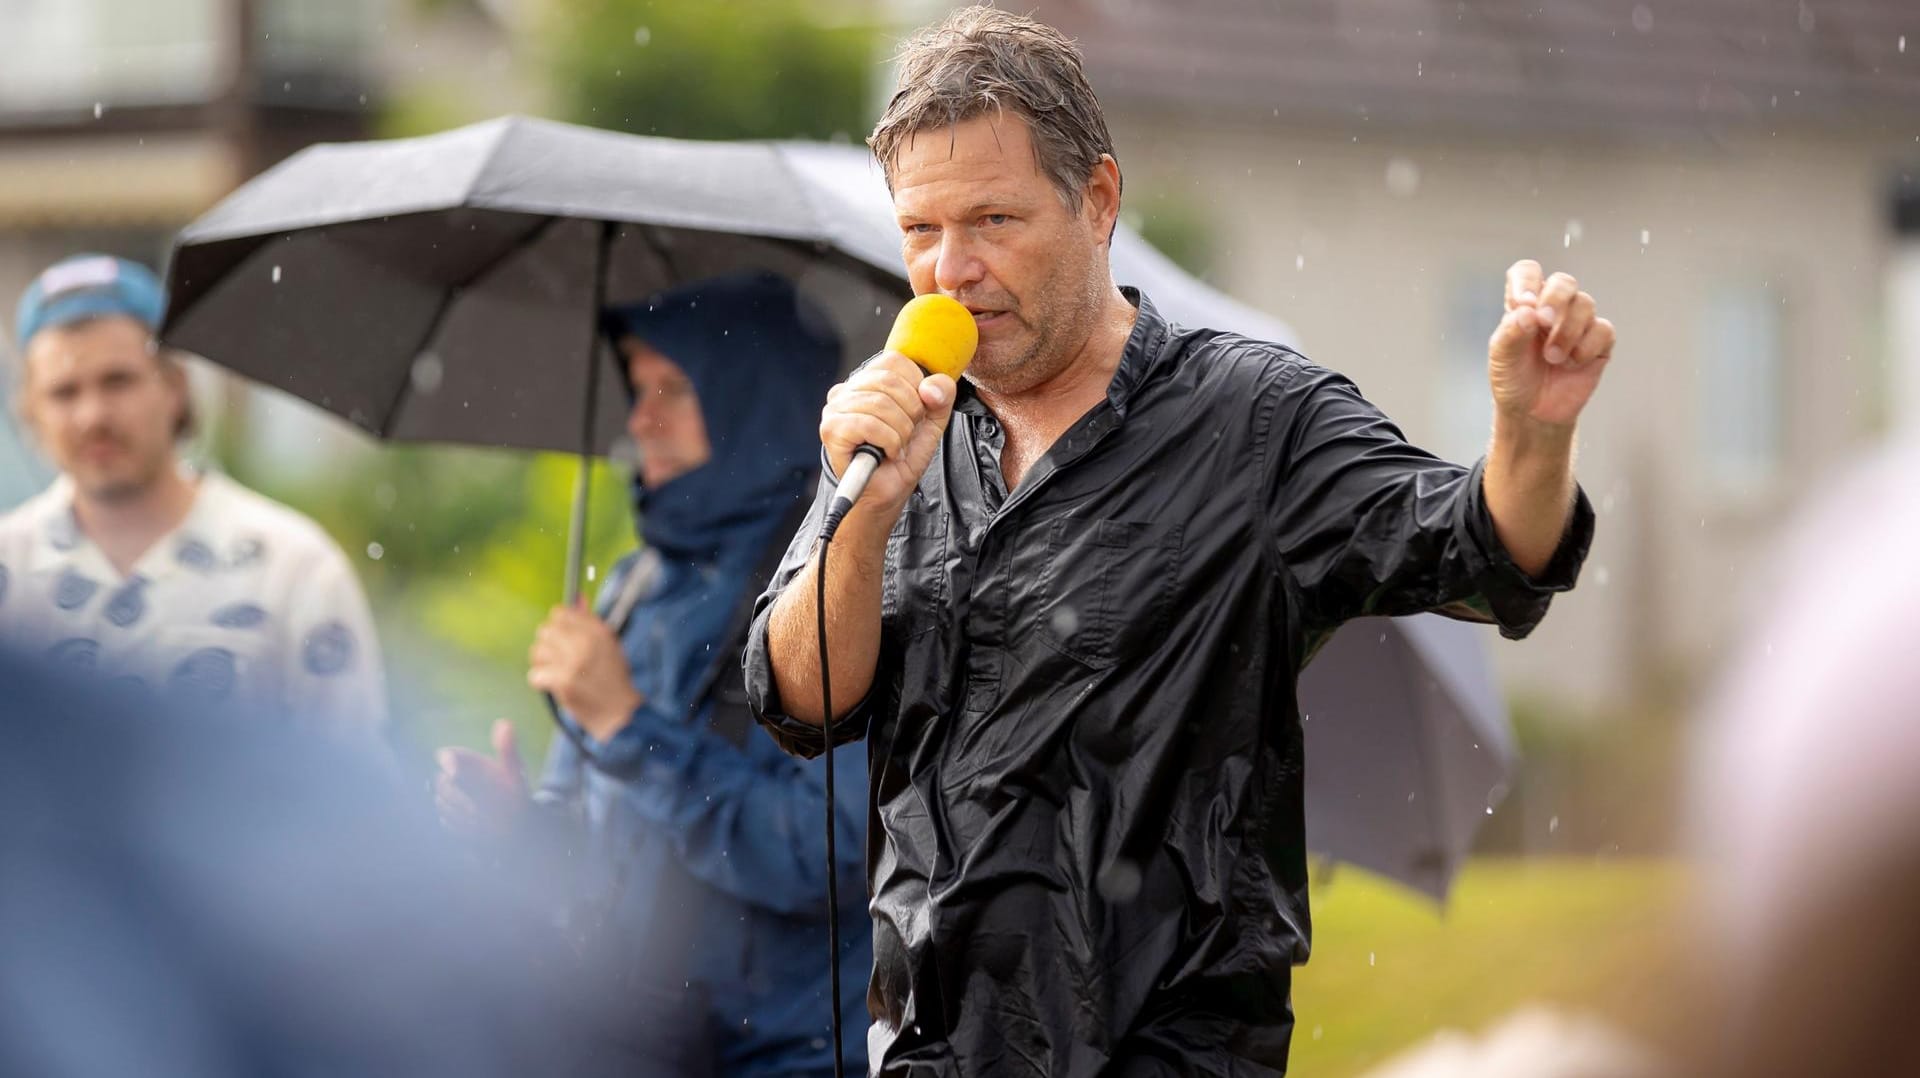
[162, 114, 906, 601]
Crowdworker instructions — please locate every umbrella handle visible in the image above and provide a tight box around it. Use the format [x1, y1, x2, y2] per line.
[563, 452, 591, 606]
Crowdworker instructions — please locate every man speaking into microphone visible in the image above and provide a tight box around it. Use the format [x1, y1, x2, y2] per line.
[744, 7, 1610, 1075]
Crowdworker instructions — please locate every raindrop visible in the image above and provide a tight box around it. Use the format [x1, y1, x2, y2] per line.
[411, 352, 445, 395]
[367, 542, 385, 561]
[1369, 952, 1376, 966]
[1563, 233, 1571, 249]
[1549, 815, 1560, 833]
[1798, 2, 1814, 32]
[93, 102, 104, 119]
[1097, 858, 1143, 903]
[1407, 791, 1417, 802]
[1485, 806, 1494, 815]
[1565, 218, 1584, 243]
[1384, 157, 1421, 197]
[1295, 254, 1306, 270]
[1595, 566, 1610, 587]
[271, 265, 282, 284]
[1312, 1026, 1324, 1041]
[634, 26, 652, 46]
[811, 1038, 828, 1051]
[1630, 4, 1653, 33]
[1049, 605, 1080, 637]
[586, 564, 598, 583]
[1640, 228, 1651, 246]
[1901, 35, 1908, 54]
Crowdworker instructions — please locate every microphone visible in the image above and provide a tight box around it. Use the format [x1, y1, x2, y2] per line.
[820, 294, 977, 539]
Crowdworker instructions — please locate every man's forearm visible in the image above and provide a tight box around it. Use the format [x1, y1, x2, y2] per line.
[766, 503, 893, 726]
[1484, 415, 1578, 579]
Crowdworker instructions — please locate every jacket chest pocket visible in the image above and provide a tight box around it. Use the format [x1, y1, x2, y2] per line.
[1028, 517, 1183, 669]
[881, 504, 949, 639]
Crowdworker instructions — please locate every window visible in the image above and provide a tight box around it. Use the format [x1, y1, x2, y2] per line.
[0, 0, 223, 112]
[1696, 282, 1787, 498]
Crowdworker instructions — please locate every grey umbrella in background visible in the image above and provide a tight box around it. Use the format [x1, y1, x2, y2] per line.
[779, 142, 1515, 901]
[162, 115, 908, 603]
[164, 116, 1513, 899]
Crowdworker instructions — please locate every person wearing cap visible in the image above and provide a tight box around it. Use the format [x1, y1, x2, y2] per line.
[434, 272, 869, 1078]
[0, 254, 386, 735]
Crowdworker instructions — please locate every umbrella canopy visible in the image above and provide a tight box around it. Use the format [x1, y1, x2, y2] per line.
[163, 116, 907, 458]
[1299, 615, 1516, 900]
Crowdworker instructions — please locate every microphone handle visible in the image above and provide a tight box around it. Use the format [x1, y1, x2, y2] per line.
[820, 444, 884, 543]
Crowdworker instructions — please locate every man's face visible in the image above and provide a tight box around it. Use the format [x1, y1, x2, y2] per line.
[623, 343, 712, 490]
[891, 113, 1115, 392]
[21, 316, 184, 503]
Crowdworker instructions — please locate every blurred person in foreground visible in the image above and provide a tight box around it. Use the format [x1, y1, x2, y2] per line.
[747, 7, 1613, 1074]
[435, 272, 869, 1077]
[0, 641, 603, 1078]
[1355, 435, 1920, 1078]
[1684, 434, 1920, 1078]
[0, 254, 385, 736]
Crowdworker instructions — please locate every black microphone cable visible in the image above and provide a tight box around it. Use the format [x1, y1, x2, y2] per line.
[813, 456, 872, 1078]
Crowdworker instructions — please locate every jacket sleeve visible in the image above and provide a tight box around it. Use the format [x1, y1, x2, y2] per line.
[1256, 361, 1594, 642]
[742, 472, 879, 759]
[579, 704, 867, 915]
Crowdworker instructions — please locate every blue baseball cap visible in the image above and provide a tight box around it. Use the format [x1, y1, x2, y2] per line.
[12, 255, 167, 355]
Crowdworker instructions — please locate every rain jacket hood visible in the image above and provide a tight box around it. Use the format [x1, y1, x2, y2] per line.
[606, 270, 840, 561]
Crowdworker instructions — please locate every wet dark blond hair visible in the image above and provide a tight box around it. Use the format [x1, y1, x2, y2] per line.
[870, 5, 1118, 212]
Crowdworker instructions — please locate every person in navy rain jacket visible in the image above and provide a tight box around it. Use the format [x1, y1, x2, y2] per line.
[437, 271, 868, 1078]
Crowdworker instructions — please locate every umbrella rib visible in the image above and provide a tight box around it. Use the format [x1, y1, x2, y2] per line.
[374, 214, 566, 440]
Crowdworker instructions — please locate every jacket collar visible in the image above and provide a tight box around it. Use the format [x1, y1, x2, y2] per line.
[954, 287, 1168, 422]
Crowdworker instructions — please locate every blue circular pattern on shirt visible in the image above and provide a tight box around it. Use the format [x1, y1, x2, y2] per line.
[303, 621, 355, 677]
[229, 537, 267, 568]
[104, 578, 148, 628]
[54, 569, 98, 610]
[47, 637, 100, 669]
[175, 538, 217, 572]
[211, 602, 269, 629]
[169, 647, 237, 702]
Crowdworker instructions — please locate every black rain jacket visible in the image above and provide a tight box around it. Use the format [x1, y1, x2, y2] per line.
[744, 291, 1593, 1076]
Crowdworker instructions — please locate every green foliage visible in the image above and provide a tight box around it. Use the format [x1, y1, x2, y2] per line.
[1475, 695, 1686, 857]
[1292, 859, 1686, 1077]
[541, 0, 881, 142]
[1125, 189, 1216, 279]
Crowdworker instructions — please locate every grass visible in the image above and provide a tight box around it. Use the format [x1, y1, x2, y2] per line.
[1287, 858, 1688, 1077]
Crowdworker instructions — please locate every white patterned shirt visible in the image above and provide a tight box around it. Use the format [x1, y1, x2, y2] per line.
[0, 470, 386, 731]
